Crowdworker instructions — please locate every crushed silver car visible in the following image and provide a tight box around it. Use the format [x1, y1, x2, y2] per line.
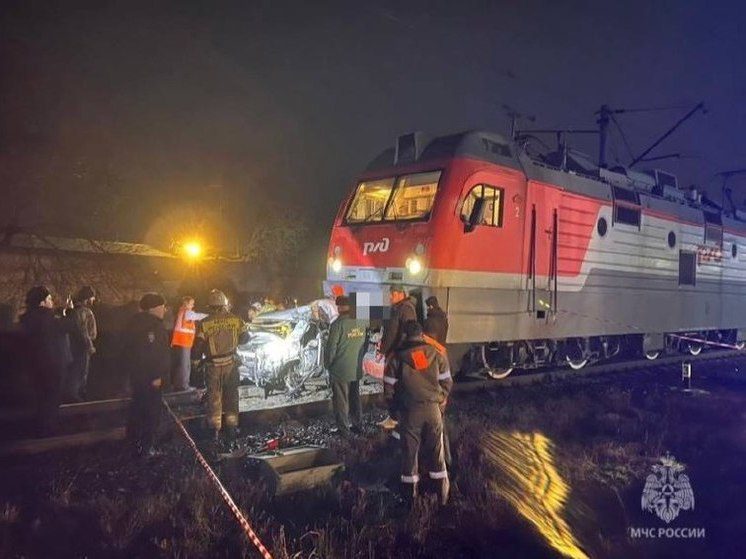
[237, 301, 334, 398]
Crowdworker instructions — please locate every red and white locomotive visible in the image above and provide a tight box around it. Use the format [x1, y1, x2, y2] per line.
[325, 130, 746, 377]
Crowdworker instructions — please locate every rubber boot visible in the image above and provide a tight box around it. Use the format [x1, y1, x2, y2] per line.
[401, 482, 418, 508]
[223, 426, 239, 452]
[205, 429, 221, 459]
[437, 477, 450, 506]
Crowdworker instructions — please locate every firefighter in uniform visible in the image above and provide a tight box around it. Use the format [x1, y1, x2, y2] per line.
[384, 320, 453, 505]
[194, 289, 249, 449]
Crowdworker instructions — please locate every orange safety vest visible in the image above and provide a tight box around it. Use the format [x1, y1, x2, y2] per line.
[171, 307, 197, 348]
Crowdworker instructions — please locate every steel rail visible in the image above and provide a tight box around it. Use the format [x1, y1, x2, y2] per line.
[2, 348, 744, 457]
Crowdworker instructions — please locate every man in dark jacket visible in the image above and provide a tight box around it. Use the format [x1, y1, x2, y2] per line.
[19, 286, 76, 436]
[65, 285, 98, 402]
[379, 285, 417, 357]
[423, 296, 448, 345]
[122, 293, 170, 456]
[384, 320, 453, 506]
[324, 295, 367, 436]
[378, 285, 418, 430]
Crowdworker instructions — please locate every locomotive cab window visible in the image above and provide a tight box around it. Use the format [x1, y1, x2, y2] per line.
[461, 185, 504, 228]
[345, 178, 395, 223]
[344, 170, 441, 224]
[384, 170, 441, 221]
[612, 186, 641, 228]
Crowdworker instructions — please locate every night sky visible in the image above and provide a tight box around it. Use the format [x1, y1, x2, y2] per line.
[2, 0, 745, 259]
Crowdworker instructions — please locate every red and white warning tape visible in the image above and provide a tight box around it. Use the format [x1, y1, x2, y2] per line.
[164, 401, 274, 559]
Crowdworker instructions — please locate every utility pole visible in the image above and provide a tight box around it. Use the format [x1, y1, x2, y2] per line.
[596, 105, 611, 168]
[502, 104, 535, 140]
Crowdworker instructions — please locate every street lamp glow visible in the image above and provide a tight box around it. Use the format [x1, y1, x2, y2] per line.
[184, 241, 202, 259]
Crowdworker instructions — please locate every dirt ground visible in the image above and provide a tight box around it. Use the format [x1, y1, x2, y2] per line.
[1, 362, 745, 558]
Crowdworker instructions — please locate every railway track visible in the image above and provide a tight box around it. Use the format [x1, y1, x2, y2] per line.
[456, 347, 746, 392]
[1, 348, 744, 457]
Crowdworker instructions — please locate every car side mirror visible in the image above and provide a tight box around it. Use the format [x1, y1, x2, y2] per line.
[464, 198, 486, 233]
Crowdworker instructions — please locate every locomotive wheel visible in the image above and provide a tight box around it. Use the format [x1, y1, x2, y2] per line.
[480, 345, 514, 379]
[565, 339, 589, 370]
[644, 350, 661, 360]
[687, 343, 703, 356]
[566, 355, 589, 370]
[485, 366, 514, 379]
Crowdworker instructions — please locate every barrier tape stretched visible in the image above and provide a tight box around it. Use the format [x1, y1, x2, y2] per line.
[163, 401, 274, 559]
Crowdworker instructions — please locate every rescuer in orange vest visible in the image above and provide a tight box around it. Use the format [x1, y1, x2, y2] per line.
[384, 320, 452, 506]
[171, 296, 207, 391]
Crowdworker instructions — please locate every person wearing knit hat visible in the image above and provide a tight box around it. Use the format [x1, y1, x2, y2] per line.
[65, 285, 98, 402]
[122, 292, 170, 456]
[423, 295, 448, 346]
[140, 293, 166, 311]
[25, 286, 53, 309]
[20, 286, 76, 435]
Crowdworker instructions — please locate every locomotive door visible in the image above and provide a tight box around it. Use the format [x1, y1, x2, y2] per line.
[524, 181, 562, 319]
[456, 169, 525, 289]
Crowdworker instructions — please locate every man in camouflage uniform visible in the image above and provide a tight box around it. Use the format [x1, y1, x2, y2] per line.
[384, 320, 453, 506]
[194, 289, 249, 448]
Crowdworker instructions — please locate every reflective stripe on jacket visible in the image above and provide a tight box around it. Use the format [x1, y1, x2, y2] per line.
[171, 307, 197, 348]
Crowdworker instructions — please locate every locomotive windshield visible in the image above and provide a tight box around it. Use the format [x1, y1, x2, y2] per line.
[345, 170, 441, 224]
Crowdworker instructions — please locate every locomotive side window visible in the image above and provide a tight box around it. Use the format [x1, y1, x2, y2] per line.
[612, 186, 641, 228]
[461, 185, 504, 227]
[703, 212, 723, 246]
[384, 171, 441, 221]
[345, 178, 395, 223]
[597, 217, 608, 237]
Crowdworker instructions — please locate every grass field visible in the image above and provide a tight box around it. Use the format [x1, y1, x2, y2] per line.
[1, 366, 744, 558]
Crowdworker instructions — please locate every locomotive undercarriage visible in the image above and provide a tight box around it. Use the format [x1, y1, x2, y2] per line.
[469, 329, 744, 379]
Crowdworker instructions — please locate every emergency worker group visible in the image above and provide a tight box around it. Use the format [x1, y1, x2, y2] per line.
[325, 285, 453, 505]
[18, 281, 453, 505]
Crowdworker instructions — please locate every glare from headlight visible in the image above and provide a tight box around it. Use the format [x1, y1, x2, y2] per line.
[406, 257, 423, 275]
[331, 257, 343, 273]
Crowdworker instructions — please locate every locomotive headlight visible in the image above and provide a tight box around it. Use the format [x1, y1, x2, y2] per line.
[329, 245, 343, 273]
[406, 256, 423, 275]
